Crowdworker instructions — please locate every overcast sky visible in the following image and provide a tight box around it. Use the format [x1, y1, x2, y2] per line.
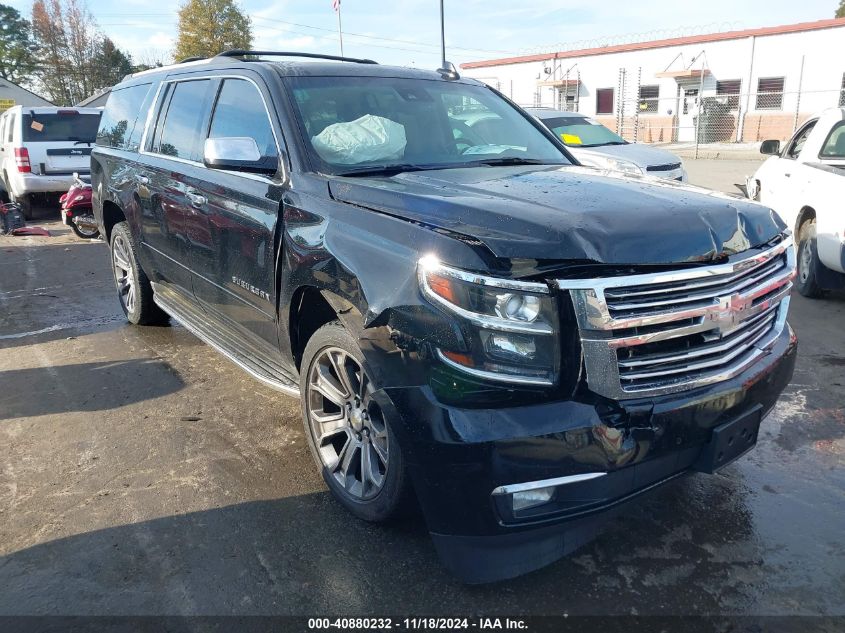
[6, 0, 841, 67]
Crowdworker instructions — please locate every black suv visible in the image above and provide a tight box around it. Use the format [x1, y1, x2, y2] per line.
[91, 51, 797, 583]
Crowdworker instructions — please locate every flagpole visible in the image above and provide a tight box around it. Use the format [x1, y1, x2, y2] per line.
[336, 4, 344, 57]
[439, 0, 446, 69]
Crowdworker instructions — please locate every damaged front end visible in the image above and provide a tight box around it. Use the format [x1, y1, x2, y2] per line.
[350, 231, 798, 583]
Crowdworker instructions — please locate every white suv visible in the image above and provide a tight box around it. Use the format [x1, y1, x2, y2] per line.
[0, 106, 101, 218]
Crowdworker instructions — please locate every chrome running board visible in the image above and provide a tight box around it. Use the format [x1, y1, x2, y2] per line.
[152, 282, 300, 397]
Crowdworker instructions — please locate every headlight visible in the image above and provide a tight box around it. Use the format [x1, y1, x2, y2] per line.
[418, 255, 558, 385]
[581, 155, 643, 176]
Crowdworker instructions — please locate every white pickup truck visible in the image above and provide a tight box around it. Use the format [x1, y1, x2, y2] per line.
[748, 107, 845, 298]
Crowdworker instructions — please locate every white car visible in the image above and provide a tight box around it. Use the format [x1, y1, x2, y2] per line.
[0, 106, 101, 218]
[747, 107, 845, 297]
[527, 108, 687, 182]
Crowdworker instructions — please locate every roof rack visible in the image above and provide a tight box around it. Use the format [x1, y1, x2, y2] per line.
[178, 56, 206, 64]
[215, 50, 378, 65]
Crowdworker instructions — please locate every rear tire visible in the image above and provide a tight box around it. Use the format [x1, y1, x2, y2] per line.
[3, 177, 32, 220]
[109, 221, 169, 325]
[300, 320, 411, 523]
[796, 219, 824, 298]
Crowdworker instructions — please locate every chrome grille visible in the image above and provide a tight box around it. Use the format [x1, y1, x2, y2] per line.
[555, 237, 795, 399]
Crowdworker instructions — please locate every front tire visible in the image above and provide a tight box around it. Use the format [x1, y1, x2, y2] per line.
[70, 220, 100, 240]
[109, 222, 169, 325]
[796, 219, 824, 298]
[300, 321, 410, 522]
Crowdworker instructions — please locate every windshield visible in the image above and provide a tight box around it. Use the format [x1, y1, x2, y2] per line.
[287, 76, 570, 174]
[22, 112, 101, 143]
[540, 116, 626, 148]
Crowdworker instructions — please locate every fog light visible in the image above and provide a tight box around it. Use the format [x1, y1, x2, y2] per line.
[512, 486, 555, 512]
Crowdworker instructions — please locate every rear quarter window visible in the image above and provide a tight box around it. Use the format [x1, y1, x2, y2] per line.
[6, 113, 14, 142]
[97, 83, 153, 150]
[22, 111, 101, 143]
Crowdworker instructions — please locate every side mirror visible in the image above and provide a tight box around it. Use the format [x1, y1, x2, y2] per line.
[203, 137, 279, 176]
[760, 139, 781, 155]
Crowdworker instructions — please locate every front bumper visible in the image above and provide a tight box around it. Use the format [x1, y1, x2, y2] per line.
[382, 324, 796, 583]
[817, 232, 845, 275]
[650, 167, 686, 182]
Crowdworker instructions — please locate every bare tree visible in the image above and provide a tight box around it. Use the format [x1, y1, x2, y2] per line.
[31, 0, 135, 105]
[63, 0, 98, 99]
[32, 0, 72, 104]
[133, 48, 171, 71]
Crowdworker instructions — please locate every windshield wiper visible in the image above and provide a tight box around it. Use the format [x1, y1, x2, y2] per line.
[336, 164, 439, 177]
[463, 157, 566, 167]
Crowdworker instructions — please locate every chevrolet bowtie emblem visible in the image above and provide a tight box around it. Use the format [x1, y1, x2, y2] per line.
[709, 293, 753, 334]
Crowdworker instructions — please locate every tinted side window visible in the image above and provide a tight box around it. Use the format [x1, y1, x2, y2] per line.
[786, 121, 816, 159]
[6, 113, 14, 142]
[208, 79, 277, 157]
[820, 121, 845, 158]
[154, 80, 211, 160]
[96, 83, 152, 150]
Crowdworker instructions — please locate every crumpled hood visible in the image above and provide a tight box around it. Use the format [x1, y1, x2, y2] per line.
[328, 165, 785, 265]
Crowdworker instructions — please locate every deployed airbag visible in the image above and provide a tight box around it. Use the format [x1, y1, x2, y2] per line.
[312, 114, 407, 164]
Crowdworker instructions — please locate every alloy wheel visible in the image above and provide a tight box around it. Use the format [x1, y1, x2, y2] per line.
[112, 234, 137, 314]
[306, 347, 389, 500]
[799, 240, 812, 283]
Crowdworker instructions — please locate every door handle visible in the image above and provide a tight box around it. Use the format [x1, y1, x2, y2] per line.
[186, 190, 207, 207]
[136, 175, 150, 185]
[784, 173, 791, 177]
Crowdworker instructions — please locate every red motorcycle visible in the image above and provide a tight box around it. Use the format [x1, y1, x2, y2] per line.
[60, 174, 99, 239]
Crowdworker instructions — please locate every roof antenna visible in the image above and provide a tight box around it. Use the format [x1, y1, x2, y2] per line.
[436, 0, 459, 80]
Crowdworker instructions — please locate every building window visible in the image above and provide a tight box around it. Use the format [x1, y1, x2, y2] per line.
[839, 73, 845, 107]
[596, 88, 614, 115]
[756, 77, 784, 110]
[638, 85, 659, 113]
[716, 79, 741, 110]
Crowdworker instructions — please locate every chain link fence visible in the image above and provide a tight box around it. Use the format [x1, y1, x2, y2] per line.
[595, 69, 844, 155]
[508, 66, 845, 157]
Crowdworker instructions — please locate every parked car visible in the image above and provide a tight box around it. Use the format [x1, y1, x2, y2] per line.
[92, 52, 796, 583]
[747, 107, 845, 297]
[527, 108, 687, 181]
[0, 106, 101, 219]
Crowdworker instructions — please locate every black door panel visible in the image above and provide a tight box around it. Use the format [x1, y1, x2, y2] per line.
[188, 171, 281, 347]
[136, 78, 213, 295]
[188, 77, 284, 349]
